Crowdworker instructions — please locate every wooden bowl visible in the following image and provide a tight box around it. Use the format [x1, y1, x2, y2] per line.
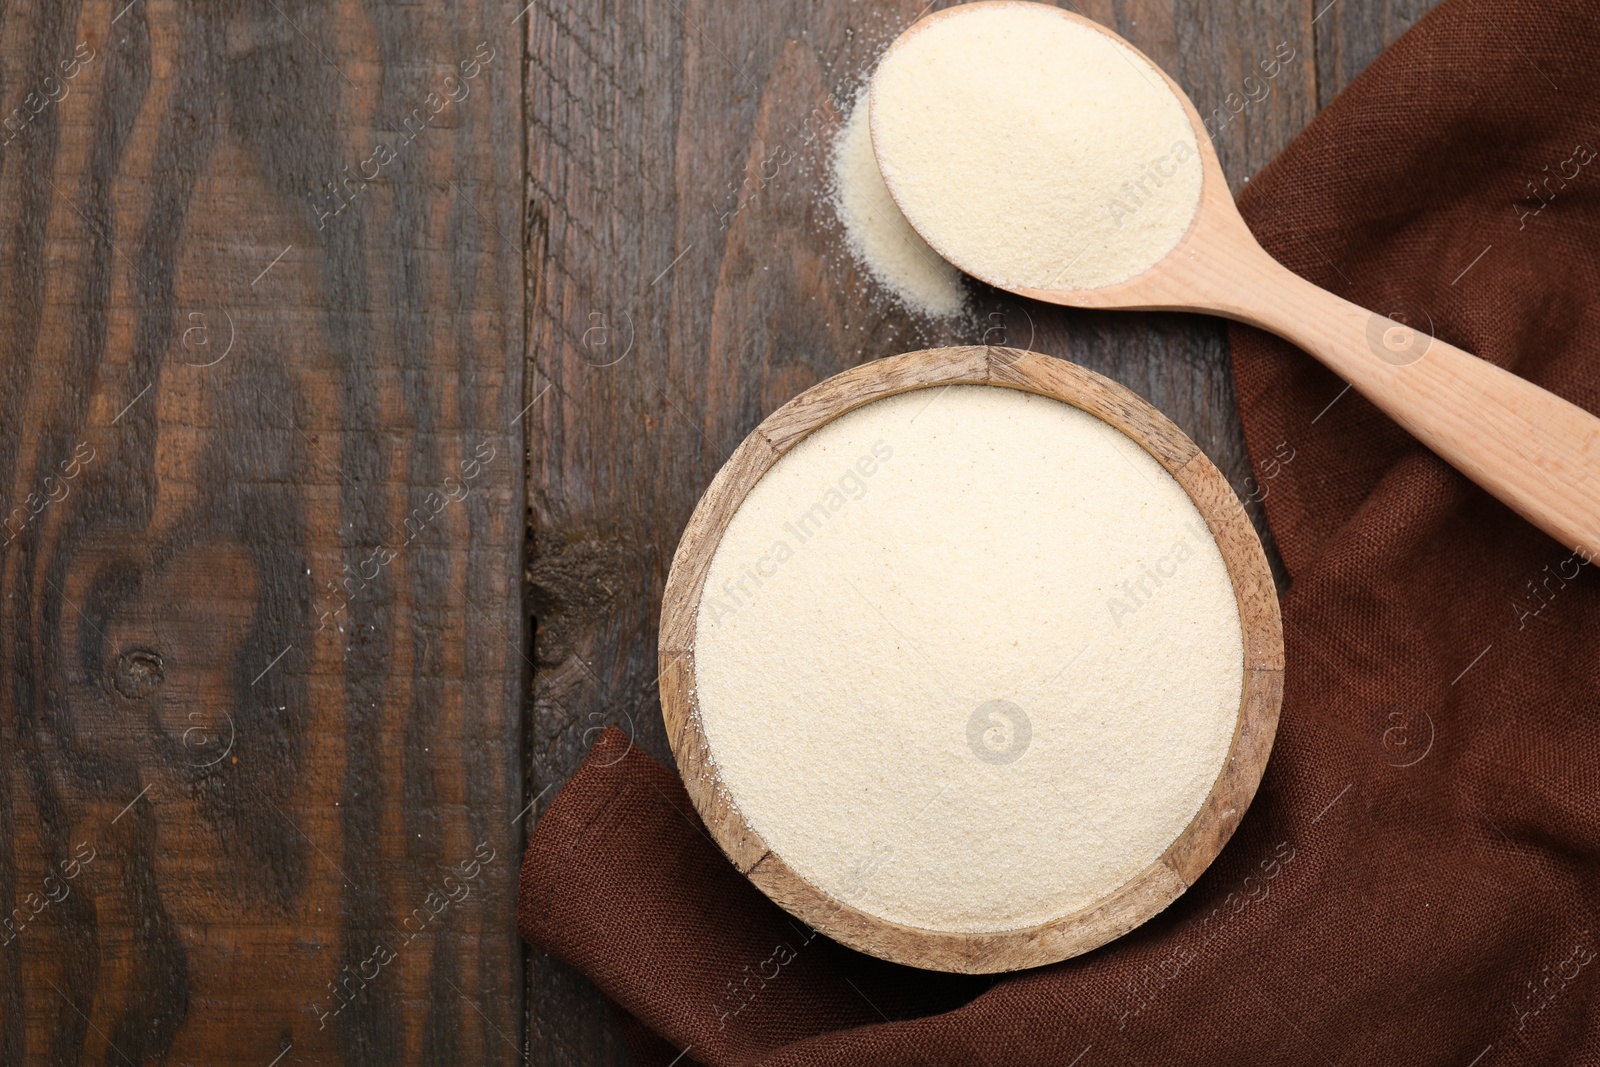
[658, 346, 1283, 973]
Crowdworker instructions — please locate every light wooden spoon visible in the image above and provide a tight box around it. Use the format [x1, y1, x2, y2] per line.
[870, 1, 1600, 553]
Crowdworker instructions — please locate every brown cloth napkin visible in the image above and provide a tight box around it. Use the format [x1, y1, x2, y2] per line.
[520, 0, 1600, 1061]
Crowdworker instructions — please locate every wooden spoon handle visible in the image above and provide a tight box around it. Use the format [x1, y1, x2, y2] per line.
[1238, 258, 1600, 552]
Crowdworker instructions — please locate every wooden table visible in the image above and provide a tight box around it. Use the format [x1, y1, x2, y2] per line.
[0, 0, 1435, 1062]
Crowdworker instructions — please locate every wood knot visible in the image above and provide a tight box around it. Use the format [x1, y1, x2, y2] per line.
[113, 648, 165, 699]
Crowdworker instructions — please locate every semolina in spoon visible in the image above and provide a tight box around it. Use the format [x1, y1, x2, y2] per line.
[870, 0, 1600, 551]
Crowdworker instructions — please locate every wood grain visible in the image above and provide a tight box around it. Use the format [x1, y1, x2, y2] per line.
[0, 0, 525, 1063]
[656, 348, 1283, 973]
[0, 0, 1449, 1057]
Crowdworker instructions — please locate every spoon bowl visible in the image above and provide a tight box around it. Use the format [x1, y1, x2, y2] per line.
[871, 0, 1600, 552]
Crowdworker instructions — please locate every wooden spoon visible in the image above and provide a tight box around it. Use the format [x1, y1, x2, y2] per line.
[870, 2, 1600, 553]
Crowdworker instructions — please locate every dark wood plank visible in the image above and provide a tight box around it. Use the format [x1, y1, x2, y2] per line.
[0, 0, 526, 1062]
[526, 0, 1315, 1060]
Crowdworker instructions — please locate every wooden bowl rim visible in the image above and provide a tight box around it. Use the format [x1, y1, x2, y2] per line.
[657, 346, 1284, 974]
